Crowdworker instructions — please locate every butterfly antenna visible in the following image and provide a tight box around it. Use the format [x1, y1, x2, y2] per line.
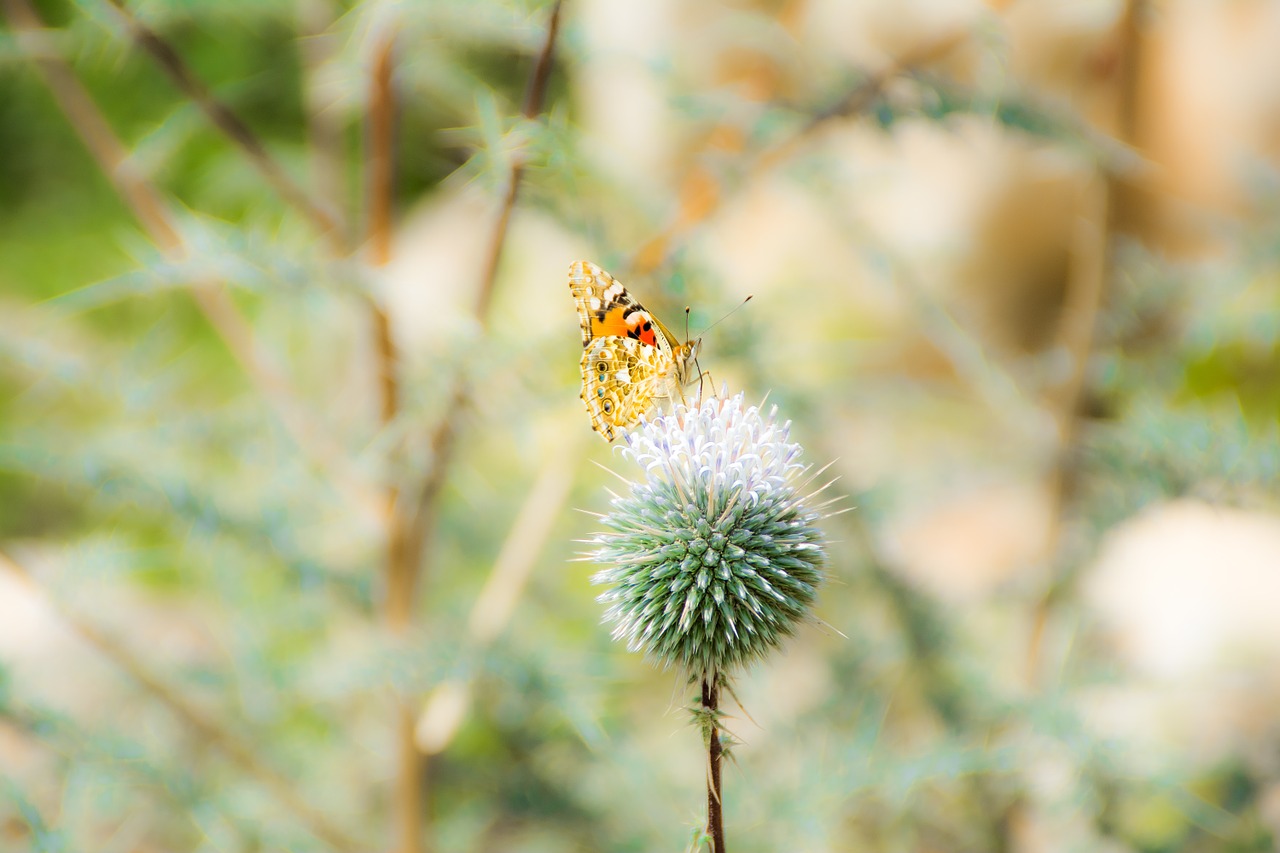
[695, 295, 753, 338]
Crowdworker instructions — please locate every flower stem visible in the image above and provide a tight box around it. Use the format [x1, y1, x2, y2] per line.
[703, 674, 726, 853]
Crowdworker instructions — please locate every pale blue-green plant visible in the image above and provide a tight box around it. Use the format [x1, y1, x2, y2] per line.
[587, 392, 831, 850]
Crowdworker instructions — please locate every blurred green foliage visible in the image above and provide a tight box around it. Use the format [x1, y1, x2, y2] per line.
[2, 1, 1279, 852]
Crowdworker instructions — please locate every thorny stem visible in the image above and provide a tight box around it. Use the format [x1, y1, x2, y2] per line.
[703, 675, 726, 853]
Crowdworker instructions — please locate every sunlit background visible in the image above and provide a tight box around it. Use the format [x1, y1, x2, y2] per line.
[3, 0, 1280, 850]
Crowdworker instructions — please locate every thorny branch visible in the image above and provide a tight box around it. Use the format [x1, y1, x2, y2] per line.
[703, 675, 726, 853]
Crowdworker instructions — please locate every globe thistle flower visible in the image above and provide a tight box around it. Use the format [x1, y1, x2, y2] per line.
[588, 392, 828, 679]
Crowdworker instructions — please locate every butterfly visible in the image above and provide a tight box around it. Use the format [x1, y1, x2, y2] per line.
[568, 260, 701, 442]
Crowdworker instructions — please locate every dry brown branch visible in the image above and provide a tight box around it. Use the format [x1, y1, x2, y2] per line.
[1011, 175, 1112, 845]
[355, 23, 426, 853]
[471, 0, 564, 321]
[366, 24, 401, 434]
[1023, 0, 1144, 691]
[631, 25, 974, 277]
[0, 0, 383, 524]
[377, 9, 564, 835]
[1008, 4, 1143, 848]
[366, 30, 397, 274]
[396, 0, 566, 602]
[102, 0, 347, 251]
[0, 550, 367, 852]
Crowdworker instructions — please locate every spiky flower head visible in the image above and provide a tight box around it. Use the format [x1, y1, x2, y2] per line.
[589, 393, 827, 678]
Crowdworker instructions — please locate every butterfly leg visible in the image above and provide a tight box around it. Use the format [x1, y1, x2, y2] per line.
[694, 362, 721, 402]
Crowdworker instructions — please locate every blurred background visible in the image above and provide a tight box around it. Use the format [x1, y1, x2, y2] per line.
[2, 0, 1279, 850]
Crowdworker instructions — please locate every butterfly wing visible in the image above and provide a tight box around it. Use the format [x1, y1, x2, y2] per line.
[579, 336, 671, 443]
[569, 260, 697, 442]
[568, 260, 677, 353]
